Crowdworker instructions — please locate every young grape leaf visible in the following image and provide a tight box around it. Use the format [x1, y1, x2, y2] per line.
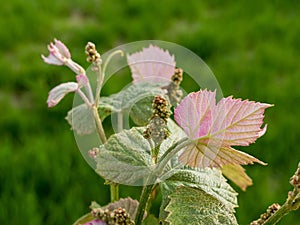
[65, 104, 96, 135]
[98, 82, 166, 125]
[174, 89, 272, 168]
[165, 187, 238, 225]
[95, 119, 187, 186]
[127, 45, 176, 83]
[159, 167, 238, 223]
[95, 127, 154, 186]
[97, 96, 116, 121]
[129, 95, 157, 126]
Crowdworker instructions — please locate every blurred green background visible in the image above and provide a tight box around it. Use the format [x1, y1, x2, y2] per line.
[1, 0, 300, 224]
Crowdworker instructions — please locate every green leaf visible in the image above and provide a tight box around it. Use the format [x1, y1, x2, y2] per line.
[165, 187, 238, 225]
[142, 214, 160, 225]
[159, 167, 238, 223]
[95, 118, 186, 186]
[97, 97, 115, 121]
[65, 104, 96, 135]
[130, 95, 157, 126]
[168, 168, 238, 209]
[68, 82, 161, 133]
[95, 127, 154, 185]
[98, 82, 166, 125]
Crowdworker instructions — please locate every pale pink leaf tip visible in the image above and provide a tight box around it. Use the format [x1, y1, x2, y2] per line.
[127, 45, 176, 84]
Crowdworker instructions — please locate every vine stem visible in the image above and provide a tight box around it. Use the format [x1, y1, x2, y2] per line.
[256, 162, 300, 225]
[263, 204, 290, 225]
[117, 111, 123, 132]
[92, 105, 120, 202]
[76, 89, 92, 107]
[94, 50, 124, 106]
[94, 62, 103, 107]
[110, 183, 119, 203]
[263, 195, 300, 225]
[157, 137, 191, 172]
[135, 137, 191, 225]
[85, 80, 95, 103]
[109, 111, 124, 202]
[92, 50, 123, 203]
[92, 105, 107, 144]
[135, 182, 157, 225]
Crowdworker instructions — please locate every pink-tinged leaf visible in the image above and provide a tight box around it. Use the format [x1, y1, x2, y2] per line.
[47, 82, 78, 107]
[174, 90, 216, 139]
[174, 89, 272, 168]
[210, 96, 273, 147]
[127, 45, 176, 83]
[221, 164, 253, 191]
[179, 143, 266, 168]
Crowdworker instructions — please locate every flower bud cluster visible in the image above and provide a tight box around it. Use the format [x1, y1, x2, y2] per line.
[164, 68, 183, 105]
[152, 96, 171, 122]
[290, 162, 300, 190]
[144, 96, 170, 146]
[172, 68, 183, 85]
[88, 147, 100, 159]
[250, 203, 281, 225]
[85, 42, 102, 64]
[91, 207, 134, 225]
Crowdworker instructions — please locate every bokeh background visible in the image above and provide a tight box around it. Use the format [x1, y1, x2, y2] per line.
[1, 0, 300, 224]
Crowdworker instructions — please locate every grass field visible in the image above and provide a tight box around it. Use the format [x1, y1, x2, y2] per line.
[1, 1, 300, 224]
